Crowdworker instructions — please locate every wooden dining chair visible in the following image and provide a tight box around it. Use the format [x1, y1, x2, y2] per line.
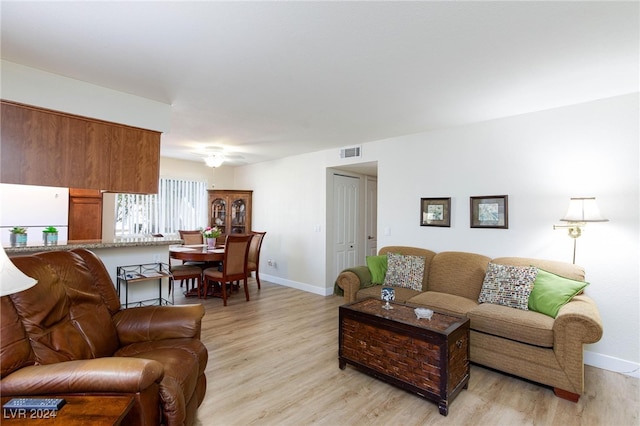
[169, 264, 202, 297]
[179, 230, 204, 245]
[173, 230, 205, 290]
[247, 231, 266, 289]
[202, 234, 252, 305]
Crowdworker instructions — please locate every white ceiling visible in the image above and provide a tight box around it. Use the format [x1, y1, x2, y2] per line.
[1, 1, 638, 168]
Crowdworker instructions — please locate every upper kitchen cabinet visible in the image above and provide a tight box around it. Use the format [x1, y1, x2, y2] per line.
[109, 126, 161, 194]
[0, 100, 161, 194]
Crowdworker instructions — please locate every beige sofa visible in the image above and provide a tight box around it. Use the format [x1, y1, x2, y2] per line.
[335, 246, 603, 402]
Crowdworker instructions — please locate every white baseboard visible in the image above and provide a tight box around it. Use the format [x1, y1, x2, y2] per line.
[584, 351, 640, 378]
[260, 273, 332, 296]
[260, 275, 640, 377]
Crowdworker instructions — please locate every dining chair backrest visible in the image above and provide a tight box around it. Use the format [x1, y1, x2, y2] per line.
[223, 234, 253, 279]
[179, 230, 203, 245]
[248, 231, 266, 265]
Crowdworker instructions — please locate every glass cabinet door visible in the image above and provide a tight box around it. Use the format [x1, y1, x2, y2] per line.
[230, 199, 246, 234]
[211, 198, 226, 234]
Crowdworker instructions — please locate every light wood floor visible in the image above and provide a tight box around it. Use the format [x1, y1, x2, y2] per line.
[174, 280, 639, 426]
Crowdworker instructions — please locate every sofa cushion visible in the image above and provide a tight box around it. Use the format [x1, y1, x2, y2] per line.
[0, 297, 36, 377]
[356, 285, 421, 304]
[428, 252, 490, 300]
[10, 256, 94, 364]
[408, 291, 479, 317]
[492, 256, 585, 281]
[383, 253, 425, 291]
[478, 263, 538, 310]
[366, 255, 388, 284]
[33, 251, 120, 358]
[467, 303, 554, 347]
[528, 268, 589, 318]
[115, 338, 208, 425]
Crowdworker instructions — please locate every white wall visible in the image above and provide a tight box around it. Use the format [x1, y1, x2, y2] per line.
[234, 153, 331, 294]
[372, 94, 639, 374]
[0, 60, 170, 132]
[233, 93, 639, 375]
[159, 157, 235, 190]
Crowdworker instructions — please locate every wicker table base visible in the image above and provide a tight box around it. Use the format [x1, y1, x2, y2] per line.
[339, 298, 470, 416]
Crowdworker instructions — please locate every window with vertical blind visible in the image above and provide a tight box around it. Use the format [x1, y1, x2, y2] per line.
[115, 178, 208, 237]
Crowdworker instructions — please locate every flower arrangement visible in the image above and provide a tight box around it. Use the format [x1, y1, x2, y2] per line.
[202, 226, 221, 239]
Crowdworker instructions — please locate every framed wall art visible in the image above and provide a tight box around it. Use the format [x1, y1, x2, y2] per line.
[420, 197, 451, 227]
[470, 195, 508, 229]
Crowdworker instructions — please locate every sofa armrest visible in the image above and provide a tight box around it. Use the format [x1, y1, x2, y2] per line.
[0, 357, 164, 396]
[554, 294, 603, 345]
[336, 266, 371, 303]
[552, 294, 603, 391]
[113, 304, 205, 346]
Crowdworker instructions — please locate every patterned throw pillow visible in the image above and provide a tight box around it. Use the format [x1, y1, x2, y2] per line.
[383, 253, 425, 291]
[478, 263, 538, 310]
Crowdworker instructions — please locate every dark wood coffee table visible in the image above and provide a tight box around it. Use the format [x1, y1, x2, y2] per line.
[1, 395, 133, 425]
[339, 298, 470, 416]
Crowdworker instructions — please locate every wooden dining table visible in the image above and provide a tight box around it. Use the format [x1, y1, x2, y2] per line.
[169, 244, 225, 298]
[169, 244, 225, 263]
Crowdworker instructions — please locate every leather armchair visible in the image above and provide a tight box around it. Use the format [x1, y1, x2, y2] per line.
[1, 249, 208, 426]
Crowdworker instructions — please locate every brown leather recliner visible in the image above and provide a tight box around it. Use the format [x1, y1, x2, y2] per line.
[0, 249, 208, 425]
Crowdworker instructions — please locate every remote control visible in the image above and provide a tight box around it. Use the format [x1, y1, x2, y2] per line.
[3, 398, 66, 410]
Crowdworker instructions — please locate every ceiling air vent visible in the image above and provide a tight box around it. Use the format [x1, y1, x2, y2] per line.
[339, 145, 362, 159]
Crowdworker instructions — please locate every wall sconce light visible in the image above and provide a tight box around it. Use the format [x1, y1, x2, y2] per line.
[0, 245, 37, 296]
[553, 197, 608, 264]
[204, 154, 224, 168]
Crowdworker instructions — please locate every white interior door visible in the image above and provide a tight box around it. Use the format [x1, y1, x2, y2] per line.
[333, 174, 360, 276]
[365, 177, 378, 257]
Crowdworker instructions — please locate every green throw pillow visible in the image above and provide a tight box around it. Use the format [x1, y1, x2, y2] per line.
[366, 255, 388, 284]
[528, 268, 589, 318]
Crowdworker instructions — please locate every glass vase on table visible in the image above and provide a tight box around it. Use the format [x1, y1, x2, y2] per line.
[381, 287, 395, 310]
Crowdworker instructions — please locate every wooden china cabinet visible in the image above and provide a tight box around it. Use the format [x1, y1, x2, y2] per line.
[207, 190, 252, 242]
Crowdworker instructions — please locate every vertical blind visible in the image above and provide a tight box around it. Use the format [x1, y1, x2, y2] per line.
[115, 178, 208, 236]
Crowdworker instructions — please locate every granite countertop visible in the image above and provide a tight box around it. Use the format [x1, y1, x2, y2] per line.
[4, 236, 183, 254]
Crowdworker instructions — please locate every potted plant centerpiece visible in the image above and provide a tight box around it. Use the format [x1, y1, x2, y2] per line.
[202, 226, 221, 248]
[9, 227, 28, 247]
[43, 226, 59, 246]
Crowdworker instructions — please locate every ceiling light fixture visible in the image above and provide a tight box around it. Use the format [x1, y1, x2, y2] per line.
[204, 154, 224, 168]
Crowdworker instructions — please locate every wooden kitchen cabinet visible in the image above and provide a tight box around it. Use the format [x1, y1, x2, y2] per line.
[68, 188, 103, 240]
[0, 100, 160, 194]
[208, 190, 252, 240]
[109, 126, 161, 194]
